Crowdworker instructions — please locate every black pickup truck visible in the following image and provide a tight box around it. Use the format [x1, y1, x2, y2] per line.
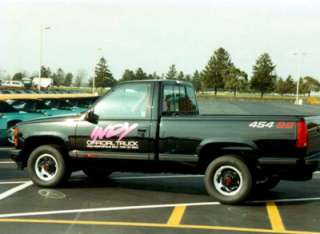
[11, 80, 320, 204]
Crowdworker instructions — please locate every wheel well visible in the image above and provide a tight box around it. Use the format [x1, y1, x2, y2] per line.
[7, 120, 22, 129]
[21, 136, 68, 167]
[197, 143, 257, 173]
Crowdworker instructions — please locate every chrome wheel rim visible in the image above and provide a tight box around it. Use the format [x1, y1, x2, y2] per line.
[35, 154, 58, 181]
[213, 165, 243, 196]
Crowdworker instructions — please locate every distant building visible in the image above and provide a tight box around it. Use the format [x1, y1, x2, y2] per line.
[32, 77, 53, 88]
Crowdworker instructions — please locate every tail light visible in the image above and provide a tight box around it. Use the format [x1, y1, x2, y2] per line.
[296, 120, 307, 148]
[13, 127, 19, 147]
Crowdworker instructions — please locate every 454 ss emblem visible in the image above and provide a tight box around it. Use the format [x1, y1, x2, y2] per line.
[249, 121, 295, 129]
[249, 121, 274, 128]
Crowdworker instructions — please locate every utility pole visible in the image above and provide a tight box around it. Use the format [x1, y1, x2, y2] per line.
[293, 52, 307, 105]
[39, 26, 51, 91]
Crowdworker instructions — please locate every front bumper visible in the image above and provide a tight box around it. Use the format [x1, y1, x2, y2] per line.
[10, 149, 24, 170]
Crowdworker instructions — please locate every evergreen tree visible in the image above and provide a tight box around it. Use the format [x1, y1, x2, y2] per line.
[64, 73, 73, 86]
[165, 64, 178, 80]
[120, 69, 136, 81]
[191, 70, 202, 91]
[284, 75, 296, 94]
[53, 68, 65, 86]
[224, 67, 248, 96]
[12, 72, 26, 81]
[135, 68, 148, 80]
[250, 53, 276, 97]
[201, 48, 233, 95]
[74, 70, 87, 87]
[184, 74, 192, 81]
[177, 71, 184, 80]
[300, 76, 320, 96]
[93, 57, 116, 87]
[275, 77, 286, 95]
[40, 66, 51, 78]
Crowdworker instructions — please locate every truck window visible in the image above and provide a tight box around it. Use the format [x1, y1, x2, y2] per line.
[162, 84, 198, 115]
[94, 83, 151, 119]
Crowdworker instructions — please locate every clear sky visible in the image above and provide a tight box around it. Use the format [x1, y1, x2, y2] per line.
[0, 0, 319, 81]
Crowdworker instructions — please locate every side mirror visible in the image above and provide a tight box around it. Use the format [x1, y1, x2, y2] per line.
[85, 110, 99, 124]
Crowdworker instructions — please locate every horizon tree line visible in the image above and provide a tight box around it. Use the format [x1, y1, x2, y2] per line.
[2, 47, 320, 97]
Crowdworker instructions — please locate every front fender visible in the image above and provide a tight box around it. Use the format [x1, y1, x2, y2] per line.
[23, 131, 69, 144]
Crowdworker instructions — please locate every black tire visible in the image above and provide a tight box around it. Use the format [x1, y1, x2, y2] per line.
[83, 167, 112, 180]
[255, 176, 280, 192]
[27, 145, 70, 187]
[204, 155, 253, 204]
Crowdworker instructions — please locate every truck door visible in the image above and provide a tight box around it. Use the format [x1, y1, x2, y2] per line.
[159, 83, 199, 161]
[73, 82, 155, 160]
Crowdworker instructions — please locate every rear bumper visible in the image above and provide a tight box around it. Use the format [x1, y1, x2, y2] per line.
[258, 152, 320, 169]
[258, 153, 320, 180]
[10, 149, 24, 170]
[305, 153, 320, 169]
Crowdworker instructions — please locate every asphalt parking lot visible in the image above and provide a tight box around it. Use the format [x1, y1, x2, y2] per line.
[1, 149, 320, 234]
[1, 101, 320, 234]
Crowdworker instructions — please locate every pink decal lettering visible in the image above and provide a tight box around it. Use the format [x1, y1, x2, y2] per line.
[90, 122, 139, 142]
[105, 123, 124, 138]
[119, 123, 139, 141]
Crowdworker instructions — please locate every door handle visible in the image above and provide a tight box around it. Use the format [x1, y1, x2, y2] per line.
[137, 128, 147, 137]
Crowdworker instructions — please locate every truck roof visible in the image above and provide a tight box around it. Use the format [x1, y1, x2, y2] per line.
[119, 79, 193, 86]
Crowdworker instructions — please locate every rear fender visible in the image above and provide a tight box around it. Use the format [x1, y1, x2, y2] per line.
[196, 137, 258, 158]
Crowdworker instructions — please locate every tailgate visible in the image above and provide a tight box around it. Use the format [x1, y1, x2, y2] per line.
[305, 116, 320, 155]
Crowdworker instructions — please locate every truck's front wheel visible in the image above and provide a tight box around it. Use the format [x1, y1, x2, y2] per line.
[204, 155, 252, 204]
[27, 145, 70, 187]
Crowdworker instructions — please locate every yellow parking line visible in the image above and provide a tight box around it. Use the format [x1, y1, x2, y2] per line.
[167, 206, 186, 225]
[2, 218, 320, 234]
[266, 202, 285, 232]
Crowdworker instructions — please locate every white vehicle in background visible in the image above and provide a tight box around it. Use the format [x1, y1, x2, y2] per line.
[1, 80, 24, 87]
[32, 77, 53, 88]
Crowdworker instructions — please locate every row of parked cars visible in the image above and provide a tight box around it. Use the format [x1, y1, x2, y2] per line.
[0, 96, 98, 145]
[0, 89, 82, 94]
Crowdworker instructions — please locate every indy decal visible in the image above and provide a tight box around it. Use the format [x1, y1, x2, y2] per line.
[87, 122, 139, 149]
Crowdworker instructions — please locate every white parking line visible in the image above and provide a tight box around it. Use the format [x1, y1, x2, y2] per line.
[0, 161, 14, 164]
[0, 181, 33, 201]
[0, 147, 14, 151]
[1, 195, 320, 219]
[251, 197, 320, 204]
[0, 201, 221, 218]
[0, 181, 30, 185]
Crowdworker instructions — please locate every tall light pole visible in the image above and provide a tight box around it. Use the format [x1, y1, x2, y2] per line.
[293, 52, 307, 105]
[39, 26, 51, 91]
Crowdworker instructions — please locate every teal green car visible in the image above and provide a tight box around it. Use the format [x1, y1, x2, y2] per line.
[0, 101, 44, 146]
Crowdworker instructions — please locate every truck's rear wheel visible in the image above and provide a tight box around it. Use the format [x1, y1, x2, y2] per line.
[204, 155, 252, 204]
[27, 145, 70, 187]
